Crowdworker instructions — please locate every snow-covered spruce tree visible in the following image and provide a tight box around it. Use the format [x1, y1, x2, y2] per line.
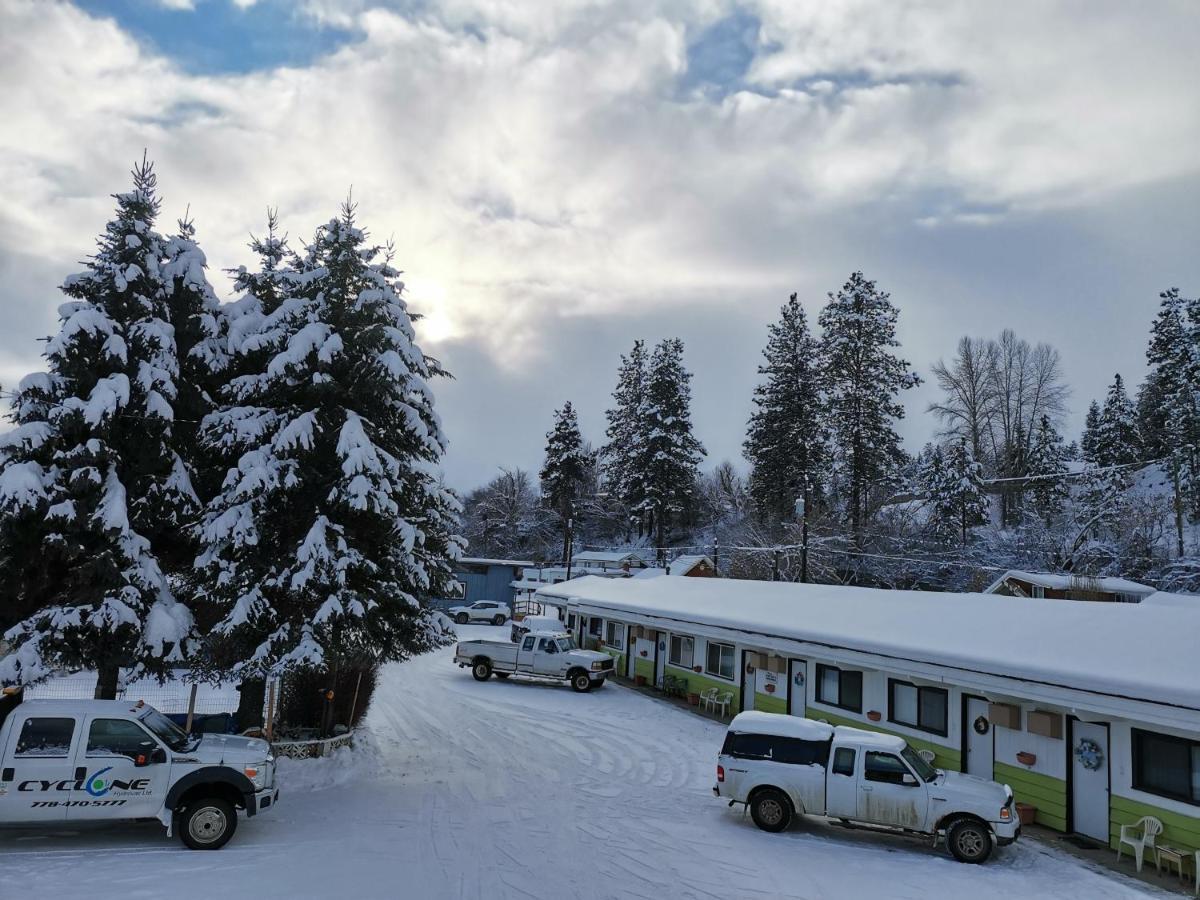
[1094, 373, 1141, 467]
[1140, 288, 1189, 459]
[195, 202, 462, 682]
[1025, 414, 1070, 525]
[540, 401, 590, 560]
[0, 158, 195, 697]
[924, 439, 988, 546]
[744, 293, 828, 527]
[602, 340, 649, 535]
[1080, 401, 1102, 464]
[632, 338, 706, 556]
[819, 272, 920, 546]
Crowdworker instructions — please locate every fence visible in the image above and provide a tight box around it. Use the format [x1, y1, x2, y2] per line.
[272, 731, 355, 759]
[24, 670, 240, 715]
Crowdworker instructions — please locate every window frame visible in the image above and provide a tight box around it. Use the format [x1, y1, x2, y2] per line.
[815, 664, 863, 713]
[13, 717, 76, 758]
[85, 717, 160, 760]
[705, 641, 736, 681]
[887, 678, 949, 737]
[863, 750, 917, 786]
[1132, 728, 1200, 807]
[669, 634, 694, 669]
[605, 621, 624, 650]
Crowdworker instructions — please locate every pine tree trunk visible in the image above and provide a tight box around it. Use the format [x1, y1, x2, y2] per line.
[236, 678, 267, 731]
[94, 663, 120, 700]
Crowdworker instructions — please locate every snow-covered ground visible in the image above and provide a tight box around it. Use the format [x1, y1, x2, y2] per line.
[0, 625, 1169, 900]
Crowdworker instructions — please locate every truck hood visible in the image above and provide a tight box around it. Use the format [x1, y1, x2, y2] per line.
[188, 733, 273, 765]
[933, 769, 1011, 805]
[568, 650, 612, 664]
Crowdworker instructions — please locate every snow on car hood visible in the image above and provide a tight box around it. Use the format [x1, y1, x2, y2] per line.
[569, 649, 613, 663]
[934, 769, 1010, 805]
[191, 733, 272, 764]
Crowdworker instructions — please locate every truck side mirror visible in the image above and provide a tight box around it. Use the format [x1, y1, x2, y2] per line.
[902, 773, 918, 786]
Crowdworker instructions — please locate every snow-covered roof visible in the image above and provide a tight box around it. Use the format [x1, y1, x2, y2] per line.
[536, 576, 1200, 715]
[834, 726, 908, 753]
[667, 555, 713, 575]
[729, 711, 834, 742]
[1140, 591, 1200, 608]
[458, 557, 535, 568]
[631, 568, 666, 580]
[983, 570, 1156, 597]
[572, 551, 648, 565]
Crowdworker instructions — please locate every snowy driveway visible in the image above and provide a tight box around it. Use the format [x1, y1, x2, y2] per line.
[0, 626, 1169, 900]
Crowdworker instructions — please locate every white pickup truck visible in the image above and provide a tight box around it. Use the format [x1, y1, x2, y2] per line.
[455, 631, 615, 692]
[715, 711, 1018, 863]
[0, 688, 278, 850]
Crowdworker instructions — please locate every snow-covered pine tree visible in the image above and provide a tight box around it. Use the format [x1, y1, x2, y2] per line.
[819, 272, 920, 546]
[633, 338, 706, 556]
[1094, 373, 1141, 467]
[195, 201, 462, 681]
[0, 158, 196, 697]
[1025, 414, 1070, 525]
[602, 340, 649, 533]
[924, 439, 988, 545]
[540, 401, 590, 560]
[1080, 401, 1102, 464]
[744, 293, 828, 527]
[1140, 287, 1188, 459]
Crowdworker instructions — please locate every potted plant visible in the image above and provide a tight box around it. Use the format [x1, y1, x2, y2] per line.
[687, 692, 700, 706]
[692, 665, 703, 673]
[867, 710, 882, 722]
[1015, 802, 1037, 826]
[635, 675, 647, 687]
[1016, 751, 1037, 767]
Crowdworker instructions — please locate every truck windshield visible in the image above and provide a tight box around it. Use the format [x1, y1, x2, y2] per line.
[141, 708, 191, 752]
[555, 638, 573, 652]
[901, 745, 938, 782]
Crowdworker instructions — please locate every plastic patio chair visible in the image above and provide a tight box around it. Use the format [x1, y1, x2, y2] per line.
[1116, 816, 1163, 872]
[715, 692, 734, 717]
[698, 688, 718, 712]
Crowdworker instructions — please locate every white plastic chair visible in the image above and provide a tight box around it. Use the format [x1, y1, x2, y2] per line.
[1116, 816, 1162, 872]
[698, 688, 718, 713]
[715, 692, 734, 717]
[1194, 849, 1199, 897]
[918, 749, 936, 764]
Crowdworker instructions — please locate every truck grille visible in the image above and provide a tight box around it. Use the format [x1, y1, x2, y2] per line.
[600, 658, 614, 671]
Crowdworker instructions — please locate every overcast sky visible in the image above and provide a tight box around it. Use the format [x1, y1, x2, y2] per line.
[2, 0, 1198, 489]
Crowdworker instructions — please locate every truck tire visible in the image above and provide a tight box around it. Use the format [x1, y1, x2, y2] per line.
[492, 614, 506, 625]
[749, 788, 793, 833]
[179, 797, 238, 850]
[947, 818, 992, 863]
[456, 613, 469, 624]
[472, 660, 492, 681]
[570, 671, 592, 693]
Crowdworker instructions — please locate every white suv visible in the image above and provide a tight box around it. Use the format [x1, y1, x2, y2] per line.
[448, 601, 511, 625]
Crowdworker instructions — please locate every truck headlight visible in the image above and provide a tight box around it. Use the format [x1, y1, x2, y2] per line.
[245, 762, 270, 790]
[999, 807, 1011, 821]
[591, 661, 604, 671]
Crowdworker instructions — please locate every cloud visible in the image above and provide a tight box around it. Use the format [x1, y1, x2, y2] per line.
[0, 0, 1198, 483]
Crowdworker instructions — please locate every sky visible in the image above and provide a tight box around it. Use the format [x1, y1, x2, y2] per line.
[1, 0, 1198, 489]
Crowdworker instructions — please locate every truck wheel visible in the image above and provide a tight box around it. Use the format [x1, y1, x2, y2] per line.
[180, 797, 237, 850]
[947, 818, 992, 863]
[750, 788, 793, 833]
[492, 614, 506, 625]
[570, 671, 592, 693]
[472, 660, 492, 681]
[456, 613, 469, 624]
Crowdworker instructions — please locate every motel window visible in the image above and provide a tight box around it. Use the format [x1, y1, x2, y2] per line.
[888, 680, 949, 736]
[1133, 729, 1200, 806]
[588, 618, 603, 637]
[670, 635, 694, 669]
[705, 642, 735, 681]
[815, 664, 863, 713]
[605, 621, 624, 650]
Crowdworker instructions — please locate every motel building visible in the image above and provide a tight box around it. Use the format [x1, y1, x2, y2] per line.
[536, 575, 1200, 857]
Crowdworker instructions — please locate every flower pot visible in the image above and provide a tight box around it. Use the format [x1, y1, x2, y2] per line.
[635, 675, 647, 687]
[1016, 751, 1037, 767]
[1015, 802, 1037, 826]
[639, 650, 649, 657]
[687, 693, 700, 706]
[693, 666, 702, 673]
[867, 710, 882, 722]
[765, 684, 776, 694]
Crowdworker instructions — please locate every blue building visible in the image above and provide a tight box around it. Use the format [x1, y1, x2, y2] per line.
[433, 557, 534, 612]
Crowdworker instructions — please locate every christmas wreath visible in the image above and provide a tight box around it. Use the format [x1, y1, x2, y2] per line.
[1074, 737, 1105, 772]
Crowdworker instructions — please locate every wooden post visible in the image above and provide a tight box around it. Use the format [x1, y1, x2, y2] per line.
[347, 670, 364, 729]
[265, 678, 277, 742]
[184, 683, 199, 735]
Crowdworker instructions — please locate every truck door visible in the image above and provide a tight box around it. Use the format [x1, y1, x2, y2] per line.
[825, 745, 858, 818]
[69, 716, 172, 820]
[3, 713, 79, 822]
[516, 635, 537, 674]
[533, 637, 564, 676]
[857, 751, 928, 830]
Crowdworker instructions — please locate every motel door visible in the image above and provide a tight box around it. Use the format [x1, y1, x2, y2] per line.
[626, 626, 636, 679]
[964, 696, 994, 778]
[1070, 720, 1110, 843]
[741, 652, 756, 713]
[654, 633, 667, 688]
[787, 660, 806, 717]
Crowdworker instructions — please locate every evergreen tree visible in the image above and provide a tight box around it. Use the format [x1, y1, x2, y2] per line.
[195, 202, 462, 681]
[539, 401, 590, 560]
[819, 272, 920, 546]
[0, 158, 196, 696]
[924, 439, 988, 545]
[1025, 414, 1070, 524]
[744, 293, 828, 526]
[1094, 373, 1141, 466]
[633, 339, 706, 555]
[1080, 401, 1102, 463]
[602, 340, 649, 532]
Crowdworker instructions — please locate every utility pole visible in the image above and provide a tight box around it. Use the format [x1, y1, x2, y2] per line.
[796, 476, 810, 584]
[771, 549, 780, 582]
[564, 500, 575, 580]
[1172, 449, 1186, 558]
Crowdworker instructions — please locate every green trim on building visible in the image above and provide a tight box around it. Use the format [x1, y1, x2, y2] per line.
[665, 662, 737, 712]
[634, 656, 655, 683]
[754, 692, 787, 715]
[602, 647, 626, 676]
[993, 762, 1067, 831]
[1110, 795, 1200, 856]
[813, 707, 963, 772]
